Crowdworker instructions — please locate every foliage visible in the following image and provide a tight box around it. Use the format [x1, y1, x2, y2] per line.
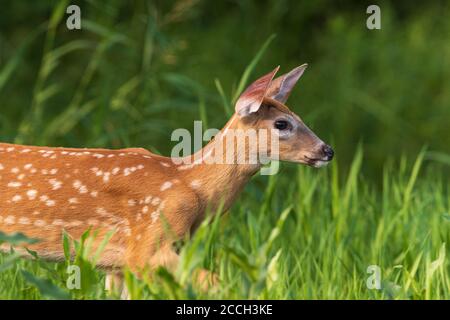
[0, 0, 449, 299]
[1, 151, 449, 299]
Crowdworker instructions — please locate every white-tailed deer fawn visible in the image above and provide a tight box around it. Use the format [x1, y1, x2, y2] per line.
[0, 65, 333, 295]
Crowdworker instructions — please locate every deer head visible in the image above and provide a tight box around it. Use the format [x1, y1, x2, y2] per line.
[234, 65, 334, 168]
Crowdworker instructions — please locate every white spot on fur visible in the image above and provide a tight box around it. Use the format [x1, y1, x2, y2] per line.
[87, 219, 99, 225]
[73, 180, 88, 194]
[46, 200, 55, 207]
[8, 181, 22, 188]
[160, 181, 173, 191]
[27, 189, 37, 200]
[102, 172, 110, 183]
[18, 217, 30, 225]
[4, 215, 15, 225]
[190, 180, 201, 189]
[52, 219, 64, 226]
[151, 211, 159, 223]
[96, 207, 108, 216]
[73, 180, 81, 188]
[49, 178, 62, 190]
[34, 220, 46, 227]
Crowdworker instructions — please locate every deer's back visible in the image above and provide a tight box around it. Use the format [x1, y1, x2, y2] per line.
[0, 143, 190, 267]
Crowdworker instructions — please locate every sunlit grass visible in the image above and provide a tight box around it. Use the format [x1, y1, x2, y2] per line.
[1, 150, 449, 299]
[0, 1, 449, 300]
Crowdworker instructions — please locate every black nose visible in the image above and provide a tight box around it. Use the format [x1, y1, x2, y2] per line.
[322, 144, 334, 160]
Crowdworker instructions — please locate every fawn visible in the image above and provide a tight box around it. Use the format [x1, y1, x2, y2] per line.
[0, 65, 333, 294]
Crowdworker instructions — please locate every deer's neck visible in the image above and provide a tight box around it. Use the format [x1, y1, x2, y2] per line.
[181, 115, 261, 213]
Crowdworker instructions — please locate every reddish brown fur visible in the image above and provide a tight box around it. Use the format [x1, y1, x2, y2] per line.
[0, 65, 332, 293]
[0, 143, 199, 270]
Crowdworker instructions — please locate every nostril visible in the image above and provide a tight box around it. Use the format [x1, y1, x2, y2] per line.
[322, 145, 334, 160]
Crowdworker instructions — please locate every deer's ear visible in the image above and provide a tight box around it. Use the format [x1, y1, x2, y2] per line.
[267, 64, 307, 103]
[235, 66, 280, 117]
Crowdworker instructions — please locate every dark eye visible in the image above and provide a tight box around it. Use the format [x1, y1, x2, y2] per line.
[274, 119, 289, 130]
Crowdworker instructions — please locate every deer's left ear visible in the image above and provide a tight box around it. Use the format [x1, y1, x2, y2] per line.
[235, 66, 279, 117]
[267, 64, 307, 103]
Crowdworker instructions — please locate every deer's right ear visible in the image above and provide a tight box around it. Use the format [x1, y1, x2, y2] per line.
[235, 66, 279, 117]
[267, 64, 307, 103]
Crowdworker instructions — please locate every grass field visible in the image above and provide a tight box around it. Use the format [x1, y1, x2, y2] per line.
[0, 1, 449, 300]
[1, 149, 449, 299]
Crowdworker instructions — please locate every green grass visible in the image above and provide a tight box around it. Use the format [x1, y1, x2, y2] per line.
[1, 1, 450, 177]
[0, 1, 449, 300]
[1, 149, 449, 299]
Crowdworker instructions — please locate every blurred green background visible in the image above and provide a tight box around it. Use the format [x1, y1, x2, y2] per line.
[1, 1, 450, 300]
[0, 0, 449, 178]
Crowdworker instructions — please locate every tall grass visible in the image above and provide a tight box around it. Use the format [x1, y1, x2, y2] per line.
[1, 1, 449, 175]
[0, 1, 449, 300]
[0, 150, 449, 299]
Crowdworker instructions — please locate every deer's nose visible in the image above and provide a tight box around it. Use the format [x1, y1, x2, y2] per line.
[322, 144, 334, 160]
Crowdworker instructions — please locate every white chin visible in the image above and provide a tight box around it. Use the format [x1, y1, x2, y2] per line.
[313, 160, 329, 168]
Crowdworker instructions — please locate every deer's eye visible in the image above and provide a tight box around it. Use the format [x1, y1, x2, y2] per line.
[274, 119, 289, 130]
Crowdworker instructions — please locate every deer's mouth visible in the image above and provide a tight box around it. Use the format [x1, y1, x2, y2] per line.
[304, 156, 330, 168]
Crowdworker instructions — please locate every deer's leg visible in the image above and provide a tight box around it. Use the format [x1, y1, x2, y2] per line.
[148, 245, 180, 271]
[105, 272, 120, 291]
[105, 272, 129, 300]
[149, 246, 219, 290]
[195, 269, 219, 289]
